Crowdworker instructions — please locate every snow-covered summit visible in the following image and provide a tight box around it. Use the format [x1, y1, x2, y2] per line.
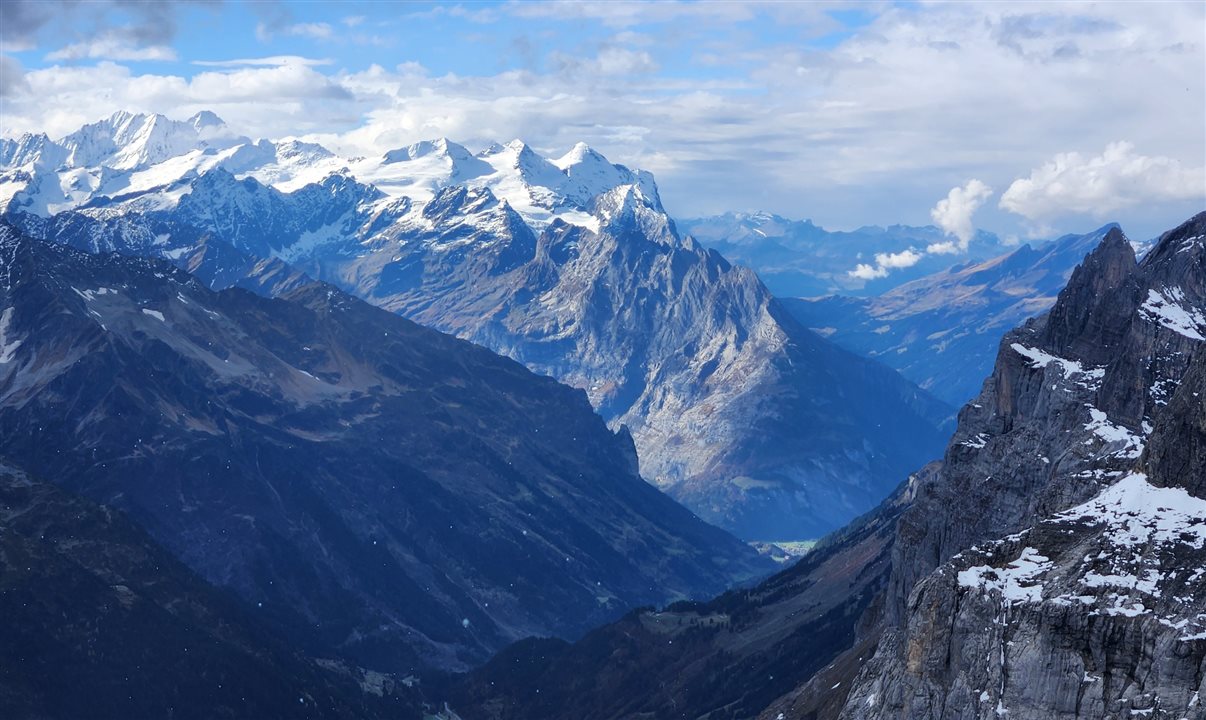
[58, 110, 246, 171]
[0, 110, 667, 233]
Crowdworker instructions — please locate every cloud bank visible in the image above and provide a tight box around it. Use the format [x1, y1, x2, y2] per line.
[1000, 142, 1206, 224]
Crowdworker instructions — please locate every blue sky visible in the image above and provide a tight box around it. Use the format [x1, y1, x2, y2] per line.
[2, 0, 1204, 255]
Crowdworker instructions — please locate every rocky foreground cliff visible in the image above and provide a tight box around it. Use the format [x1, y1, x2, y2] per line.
[832, 213, 1206, 719]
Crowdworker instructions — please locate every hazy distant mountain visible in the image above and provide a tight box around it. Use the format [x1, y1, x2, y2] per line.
[783, 225, 1118, 405]
[679, 212, 1008, 298]
[3, 111, 953, 541]
[0, 222, 768, 673]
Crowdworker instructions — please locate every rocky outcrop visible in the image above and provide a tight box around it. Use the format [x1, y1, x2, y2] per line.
[0, 222, 768, 674]
[837, 213, 1206, 719]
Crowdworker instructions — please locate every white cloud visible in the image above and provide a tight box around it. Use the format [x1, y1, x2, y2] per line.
[284, 22, 333, 40]
[1000, 142, 1206, 223]
[193, 56, 333, 68]
[847, 248, 923, 280]
[0, 61, 352, 140]
[929, 179, 993, 252]
[877, 249, 924, 269]
[46, 37, 176, 62]
[849, 263, 888, 280]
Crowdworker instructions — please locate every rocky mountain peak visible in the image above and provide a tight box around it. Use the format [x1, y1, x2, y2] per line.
[1039, 223, 1141, 364]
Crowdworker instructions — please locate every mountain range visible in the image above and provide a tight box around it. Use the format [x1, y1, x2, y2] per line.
[1, 111, 953, 540]
[441, 212, 1206, 719]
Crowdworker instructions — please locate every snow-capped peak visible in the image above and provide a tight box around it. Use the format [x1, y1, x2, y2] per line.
[553, 142, 600, 169]
[0, 110, 671, 234]
[188, 110, 225, 131]
[57, 111, 245, 172]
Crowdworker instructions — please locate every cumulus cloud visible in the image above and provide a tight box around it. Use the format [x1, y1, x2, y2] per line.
[928, 179, 993, 253]
[22, 1, 210, 62]
[999, 142, 1206, 223]
[847, 181, 990, 280]
[0, 62, 354, 139]
[848, 249, 924, 280]
[46, 36, 176, 62]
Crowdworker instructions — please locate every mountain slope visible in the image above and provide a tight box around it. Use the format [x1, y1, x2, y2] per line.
[0, 222, 768, 673]
[443, 470, 915, 719]
[783, 225, 1118, 406]
[3, 114, 954, 540]
[0, 460, 416, 720]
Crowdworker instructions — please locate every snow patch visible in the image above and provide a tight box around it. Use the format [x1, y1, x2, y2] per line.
[1139, 287, 1205, 341]
[0, 307, 21, 363]
[958, 547, 1053, 605]
[1084, 406, 1144, 458]
[1054, 473, 1206, 550]
[1010, 343, 1105, 387]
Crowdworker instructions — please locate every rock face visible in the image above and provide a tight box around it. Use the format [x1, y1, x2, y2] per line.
[837, 213, 1206, 719]
[0, 222, 768, 674]
[2, 111, 953, 541]
[784, 225, 1119, 406]
[0, 460, 415, 720]
[679, 211, 1007, 297]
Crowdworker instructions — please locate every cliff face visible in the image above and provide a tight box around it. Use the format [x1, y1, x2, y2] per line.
[837, 213, 1206, 719]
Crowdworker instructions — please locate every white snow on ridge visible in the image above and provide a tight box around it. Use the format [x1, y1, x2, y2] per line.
[1055, 472, 1206, 550]
[1139, 287, 1205, 341]
[2, 110, 665, 235]
[1084, 406, 1144, 459]
[0, 307, 22, 363]
[1010, 343, 1105, 386]
[958, 546, 1052, 605]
